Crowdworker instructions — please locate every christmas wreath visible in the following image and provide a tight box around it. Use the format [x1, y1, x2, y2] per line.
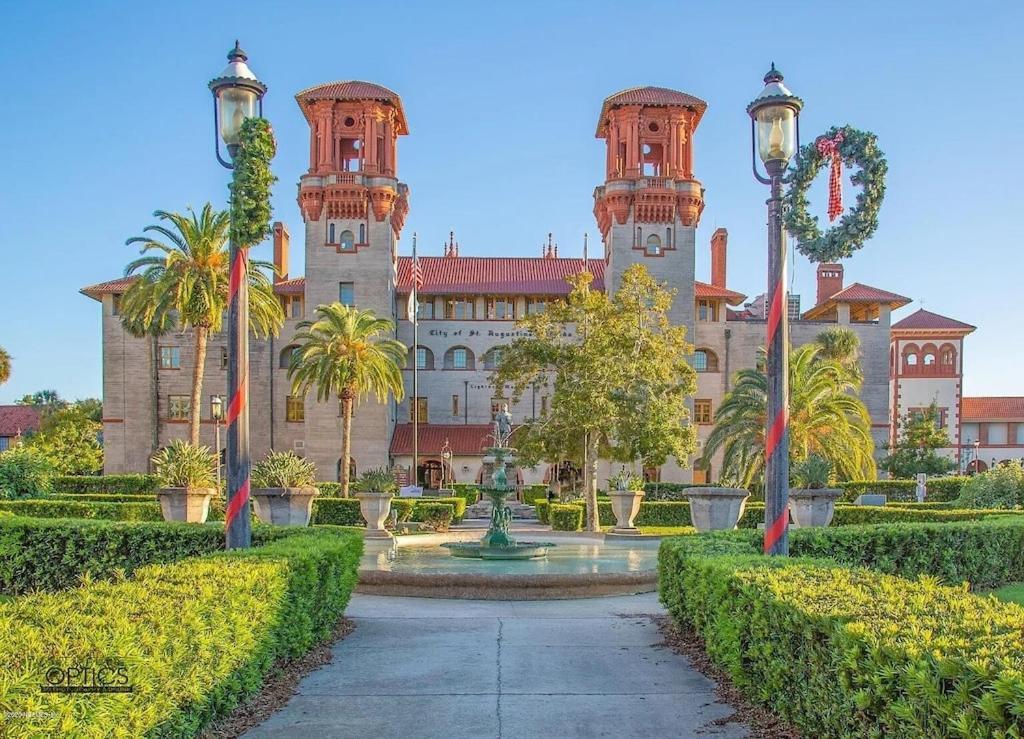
[229, 117, 278, 250]
[783, 125, 887, 263]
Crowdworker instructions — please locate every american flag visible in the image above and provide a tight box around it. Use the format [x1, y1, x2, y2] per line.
[406, 235, 421, 322]
[411, 254, 423, 289]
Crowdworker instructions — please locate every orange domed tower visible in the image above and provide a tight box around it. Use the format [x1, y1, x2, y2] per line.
[294, 80, 410, 478]
[593, 86, 706, 327]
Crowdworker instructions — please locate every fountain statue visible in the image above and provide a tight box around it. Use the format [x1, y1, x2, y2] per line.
[443, 404, 554, 559]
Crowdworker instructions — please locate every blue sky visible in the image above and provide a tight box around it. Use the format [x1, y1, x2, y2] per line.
[1, 0, 1021, 403]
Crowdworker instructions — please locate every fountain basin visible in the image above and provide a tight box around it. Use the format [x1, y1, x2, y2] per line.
[442, 541, 554, 560]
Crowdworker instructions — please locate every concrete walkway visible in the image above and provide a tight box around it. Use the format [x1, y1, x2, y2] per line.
[244, 593, 749, 739]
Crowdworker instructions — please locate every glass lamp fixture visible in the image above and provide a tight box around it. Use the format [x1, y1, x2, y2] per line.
[208, 41, 267, 168]
[747, 63, 803, 174]
[211, 395, 224, 421]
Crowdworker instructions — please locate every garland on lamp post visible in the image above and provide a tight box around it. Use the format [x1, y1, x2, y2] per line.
[230, 117, 277, 248]
[783, 125, 887, 263]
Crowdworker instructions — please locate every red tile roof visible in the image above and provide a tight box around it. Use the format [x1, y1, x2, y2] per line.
[273, 277, 306, 295]
[597, 86, 707, 135]
[962, 397, 1024, 421]
[695, 281, 746, 305]
[396, 256, 605, 296]
[82, 275, 306, 300]
[0, 405, 41, 437]
[891, 308, 976, 333]
[390, 424, 500, 455]
[828, 283, 911, 305]
[294, 80, 408, 134]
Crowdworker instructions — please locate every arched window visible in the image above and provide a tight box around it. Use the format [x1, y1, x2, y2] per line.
[328, 223, 336, 243]
[337, 458, 356, 481]
[665, 227, 672, 249]
[646, 234, 662, 256]
[693, 349, 719, 373]
[444, 346, 475, 370]
[923, 353, 936, 366]
[902, 343, 920, 373]
[635, 226, 642, 247]
[358, 224, 366, 244]
[409, 345, 434, 370]
[905, 353, 918, 366]
[940, 344, 956, 370]
[483, 346, 505, 370]
[279, 344, 300, 369]
[339, 230, 355, 251]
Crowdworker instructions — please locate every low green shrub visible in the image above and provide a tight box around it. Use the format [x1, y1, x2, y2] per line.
[838, 477, 965, 502]
[50, 493, 158, 504]
[659, 529, 1024, 737]
[0, 527, 362, 737]
[0, 445, 56, 499]
[151, 439, 217, 488]
[52, 474, 159, 495]
[521, 484, 549, 505]
[251, 451, 317, 488]
[391, 498, 415, 523]
[351, 467, 398, 494]
[417, 503, 454, 532]
[550, 503, 583, 531]
[315, 481, 343, 497]
[885, 501, 955, 510]
[311, 498, 362, 525]
[449, 483, 480, 505]
[733, 503, 1013, 529]
[642, 482, 702, 501]
[415, 496, 466, 523]
[956, 465, 1024, 509]
[0, 499, 163, 522]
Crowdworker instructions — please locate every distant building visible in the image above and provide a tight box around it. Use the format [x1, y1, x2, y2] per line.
[0, 405, 41, 451]
[84, 80, 1009, 485]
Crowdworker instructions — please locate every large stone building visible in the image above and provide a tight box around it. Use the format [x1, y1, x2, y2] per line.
[82, 79, 1015, 485]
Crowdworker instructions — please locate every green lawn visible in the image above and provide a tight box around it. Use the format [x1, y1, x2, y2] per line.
[990, 583, 1024, 605]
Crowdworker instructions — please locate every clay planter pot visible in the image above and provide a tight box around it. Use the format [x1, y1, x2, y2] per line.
[356, 491, 395, 539]
[788, 488, 843, 528]
[252, 486, 319, 526]
[608, 489, 645, 534]
[157, 487, 215, 523]
[684, 487, 750, 532]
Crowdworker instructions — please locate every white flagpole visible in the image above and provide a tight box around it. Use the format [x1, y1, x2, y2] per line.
[412, 233, 419, 488]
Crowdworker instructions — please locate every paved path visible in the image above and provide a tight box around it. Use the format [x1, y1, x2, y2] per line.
[244, 593, 749, 739]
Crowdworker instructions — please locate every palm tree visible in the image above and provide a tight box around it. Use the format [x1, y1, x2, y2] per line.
[703, 342, 875, 491]
[288, 304, 406, 497]
[816, 326, 862, 380]
[0, 347, 10, 385]
[121, 204, 284, 445]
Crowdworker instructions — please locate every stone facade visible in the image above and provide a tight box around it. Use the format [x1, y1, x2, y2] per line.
[85, 80, 946, 486]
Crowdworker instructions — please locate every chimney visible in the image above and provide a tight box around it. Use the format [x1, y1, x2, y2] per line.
[272, 222, 289, 283]
[816, 262, 843, 305]
[710, 228, 727, 288]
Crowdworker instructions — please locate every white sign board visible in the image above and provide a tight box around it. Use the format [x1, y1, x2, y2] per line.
[399, 485, 423, 498]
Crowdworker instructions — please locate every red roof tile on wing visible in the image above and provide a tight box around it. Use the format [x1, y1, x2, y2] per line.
[596, 86, 708, 135]
[396, 257, 606, 295]
[891, 308, 976, 332]
[294, 80, 408, 133]
[389, 424, 498, 455]
[961, 397, 1024, 421]
[827, 283, 911, 304]
[80, 276, 138, 300]
[695, 281, 746, 305]
[0, 405, 41, 437]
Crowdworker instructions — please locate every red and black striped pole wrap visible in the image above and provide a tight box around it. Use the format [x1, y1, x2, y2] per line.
[225, 241, 252, 548]
[763, 159, 790, 556]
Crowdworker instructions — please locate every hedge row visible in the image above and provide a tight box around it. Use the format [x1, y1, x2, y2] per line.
[0, 516, 291, 595]
[0, 499, 163, 522]
[51, 474, 160, 495]
[550, 503, 584, 531]
[50, 493, 158, 504]
[837, 477, 965, 502]
[310, 496, 466, 526]
[658, 522, 1024, 736]
[0, 527, 362, 737]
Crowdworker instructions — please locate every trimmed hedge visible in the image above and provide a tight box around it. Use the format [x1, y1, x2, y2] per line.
[838, 476, 965, 502]
[0, 527, 362, 737]
[659, 525, 1024, 737]
[311, 496, 466, 526]
[51, 474, 160, 495]
[50, 493, 158, 504]
[0, 499, 163, 521]
[417, 503, 454, 531]
[521, 484, 549, 505]
[550, 503, 583, 531]
[0, 516, 289, 595]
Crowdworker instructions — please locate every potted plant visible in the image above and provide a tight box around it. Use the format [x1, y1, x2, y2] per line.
[789, 455, 843, 527]
[151, 439, 217, 523]
[251, 451, 319, 526]
[352, 467, 398, 539]
[606, 469, 645, 535]
[684, 470, 750, 531]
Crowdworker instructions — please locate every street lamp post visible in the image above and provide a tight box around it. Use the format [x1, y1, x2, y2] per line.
[211, 395, 224, 491]
[747, 64, 803, 556]
[209, 42, 267, 549]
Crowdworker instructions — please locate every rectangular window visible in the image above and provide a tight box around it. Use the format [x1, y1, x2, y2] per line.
[282, 296, 303, 319]
[168, 395, 190, 420]
[452, 348, 468, 369]
[286, 396, 305, 422]
[160, 346, 181, 369]
[961, 423, 980, 444]
[697, 300, 718, 322]
[111, 295, 121, 316]
[1016, 425, 1024, 445]
[220, 346, 228, 370]
[988, 423, 1008, 445]
[526, 298, 548, 315]
[0, 437, 10, 452]
[410, 397, 428, 423]
[339, 282, 355, 306]
[452, 394, 460, 417]
[416, 347, 429, 370]
[417, 297, 435, 320]
[694, 399, 713, 425]
[445, 297, 475, 320]
[487, 297, 516, 320]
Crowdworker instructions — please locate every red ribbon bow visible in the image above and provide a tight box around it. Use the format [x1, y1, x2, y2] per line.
[816, 132, 845, 222]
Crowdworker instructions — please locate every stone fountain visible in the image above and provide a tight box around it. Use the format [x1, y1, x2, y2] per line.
[443, 405, 554, 560]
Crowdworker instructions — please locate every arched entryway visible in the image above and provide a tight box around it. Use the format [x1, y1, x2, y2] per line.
[418, 459, 446, 490]
[966, 459, 988, 475]
[545, 461, 582, 494]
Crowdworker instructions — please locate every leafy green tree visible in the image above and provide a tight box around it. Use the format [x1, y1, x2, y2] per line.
[703, 342, 875, 491]
[880, 402, 955, 478]
[26, 405, 102, 475]
[288, 304, 406, 497]
[816, 326, 862, 380]
[0, 445, 55, 499]
[495, 265, 697, 531]
[120, 204, 284, 445]
[73, 398, 103, 423]
[0, 346, 10, 385]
